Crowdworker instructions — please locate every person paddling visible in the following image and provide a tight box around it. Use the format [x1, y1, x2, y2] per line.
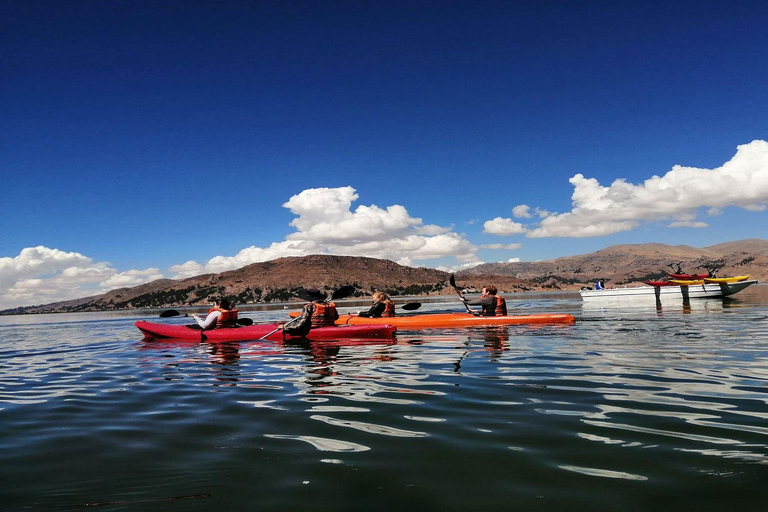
[462, 285, 507, 317]
[280, 289, 339, 337]
[356, 291, 396, 318]
[192, 298, 239, 329]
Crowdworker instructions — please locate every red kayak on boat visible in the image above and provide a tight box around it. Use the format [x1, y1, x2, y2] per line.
[667, 273, 709, 280]
[136, 320, 396, 342]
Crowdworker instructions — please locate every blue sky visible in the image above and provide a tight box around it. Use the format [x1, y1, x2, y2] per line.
[2, 0, 767, 309]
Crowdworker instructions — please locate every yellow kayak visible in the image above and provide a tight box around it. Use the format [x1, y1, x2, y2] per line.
[669, 279, 705, 285]
[703, 275, 750, 284]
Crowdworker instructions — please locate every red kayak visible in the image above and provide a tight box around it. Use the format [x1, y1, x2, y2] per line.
[136, 320, 396, 342]
[644, 280, 675, 287]
[667, 273, 709, 280]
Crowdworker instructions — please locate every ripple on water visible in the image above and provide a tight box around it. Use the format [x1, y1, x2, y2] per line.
[4, 301, 768, 510]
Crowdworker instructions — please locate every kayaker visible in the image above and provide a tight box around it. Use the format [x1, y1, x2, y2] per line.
[462, 285, 507, 316]
[356, 291, 396, 318]
[280, 289, 339, 336]
[192, 298, 239, 330]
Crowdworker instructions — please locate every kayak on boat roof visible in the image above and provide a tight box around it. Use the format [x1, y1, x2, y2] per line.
[643, 280, 676, 286]
[135, 320, 396, 342]
[289, 311, 575, 328]
[669, 279, 706, 285]
[703, 275, 750, 284]
[667, 273, 709, 280]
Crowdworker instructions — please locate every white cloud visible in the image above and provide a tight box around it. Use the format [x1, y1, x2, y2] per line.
[512, 205, 532, 218]
[284, 187, 422, 242]
[100, 268, 164, 289]
[668, 221, 708, 228]
[523, 140, 768, 238]
[0, 246, 161, 309]
[435, 260, 485, 273]
[170, 187, 480, 278]
[483, 217, 528, 236]
[507, 257, 521, 262]
[480, 243, 523, 250]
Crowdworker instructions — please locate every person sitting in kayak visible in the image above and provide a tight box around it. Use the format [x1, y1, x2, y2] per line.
[192, 298, 238, 329]
[281, 289, 339, 336]
[462, 285, 507, 316]
[357, 291, 396, 318]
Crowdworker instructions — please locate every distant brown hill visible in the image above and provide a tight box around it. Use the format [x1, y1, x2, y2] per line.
[4, 239, 766, 314]
[459, 238, 768, 288]
[5, 256, 458, 314]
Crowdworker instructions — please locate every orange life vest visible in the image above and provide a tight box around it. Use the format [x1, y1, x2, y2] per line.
[381, 301, 396, 317]
[208, 306, 238, 328]
[495, 295, 507, 316]
[311, 302, 339, 328]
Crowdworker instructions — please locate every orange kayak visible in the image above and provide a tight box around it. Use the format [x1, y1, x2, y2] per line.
[287, 312, 575, 328]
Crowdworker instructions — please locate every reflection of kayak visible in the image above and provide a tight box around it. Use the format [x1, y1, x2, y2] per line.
[290, 312, 575, 328]
[703, 275, 749, 284]
[135, 321, 396, 342]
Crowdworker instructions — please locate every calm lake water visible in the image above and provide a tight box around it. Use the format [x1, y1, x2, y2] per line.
[2, 285, 768, 511]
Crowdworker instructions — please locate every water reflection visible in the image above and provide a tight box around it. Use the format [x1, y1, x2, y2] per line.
[482, 326, 511, 361]
[5, 290, 768, 510]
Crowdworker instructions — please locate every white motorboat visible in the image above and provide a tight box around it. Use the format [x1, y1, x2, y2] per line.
[580, 280, 758, 302]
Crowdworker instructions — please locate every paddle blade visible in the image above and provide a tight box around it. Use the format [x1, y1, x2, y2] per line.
[331, 285, 356, 301]
[400, 302, 421, 311]
[237, 318, 253, 326]
[449, 274, 457, 288]
[159, 310, 181, 318]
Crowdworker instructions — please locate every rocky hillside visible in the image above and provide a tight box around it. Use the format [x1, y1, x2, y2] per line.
[4, 256, 458, 314]
[4, 239, 766, 314]
[460, 238, 768, 287]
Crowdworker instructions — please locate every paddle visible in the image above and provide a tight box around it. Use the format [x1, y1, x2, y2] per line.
[330, 285, 356, 301]
[449, 274, 475, 314]
[159, 309, 185, 318]
[259, 285, 358, 340]
[400, 302, 421, 311]
[259, 315, 302, 340]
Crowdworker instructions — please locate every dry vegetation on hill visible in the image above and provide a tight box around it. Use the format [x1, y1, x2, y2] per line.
[4, 239, 766, 314]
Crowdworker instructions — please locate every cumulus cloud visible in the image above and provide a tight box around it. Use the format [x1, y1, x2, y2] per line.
[483, 217, 528, 236]
[170, 187, 480, 278]
[0, 246, 160, 309]
[669, 220, 708, 228]
[521, 140, 768, 238]
[99, 268, 164, 289]
[512, 205, 532, 218]
[480, 243, 523, 250]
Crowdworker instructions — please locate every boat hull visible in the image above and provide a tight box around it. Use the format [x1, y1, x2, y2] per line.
[580, 280, 758, 301]
[333, 312, 576, 328]
[136, 321, 396, 342]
